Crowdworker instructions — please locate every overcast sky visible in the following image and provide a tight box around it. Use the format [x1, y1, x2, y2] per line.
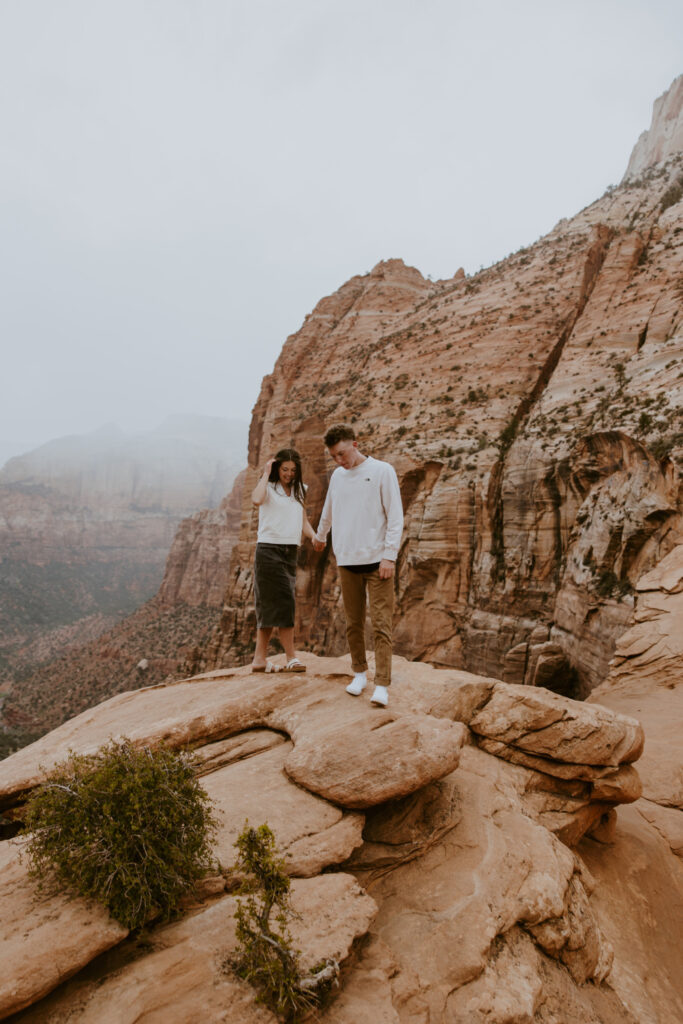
[1, 0, 681, 460]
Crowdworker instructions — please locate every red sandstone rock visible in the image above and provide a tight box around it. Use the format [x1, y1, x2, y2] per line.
[0, 652, 680, 1022]
[205, 147, 683, 701]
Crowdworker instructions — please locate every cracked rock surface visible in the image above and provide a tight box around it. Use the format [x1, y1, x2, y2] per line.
[2, 653, 680, 1022]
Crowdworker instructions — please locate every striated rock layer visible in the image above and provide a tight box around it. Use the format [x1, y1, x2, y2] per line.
[624, 74, 683, 180]
[202, 136, 683, 693]
[0, 655, 680, 1022]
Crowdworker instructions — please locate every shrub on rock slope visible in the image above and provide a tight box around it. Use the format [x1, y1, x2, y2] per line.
[23, 738, 218, 929]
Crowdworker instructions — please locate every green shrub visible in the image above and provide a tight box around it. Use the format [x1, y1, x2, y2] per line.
[229, 822, 337, 1022]
[23, 739, 218, 929]
[660, 173, 683, 213]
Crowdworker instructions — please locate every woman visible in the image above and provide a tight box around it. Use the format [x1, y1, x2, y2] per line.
[250, 447, 315, 672]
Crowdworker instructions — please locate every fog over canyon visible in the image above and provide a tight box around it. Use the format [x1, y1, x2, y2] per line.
[0, 75, 682, 1024]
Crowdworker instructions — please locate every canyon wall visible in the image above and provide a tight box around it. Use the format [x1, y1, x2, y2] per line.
[0, 472, 245, 747]
[0, 417, 246, 684]
[5, 78, 683, 747]
[202, 97, 683, 691]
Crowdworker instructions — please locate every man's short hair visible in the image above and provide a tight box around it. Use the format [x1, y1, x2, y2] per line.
[324, 423, 356, 447]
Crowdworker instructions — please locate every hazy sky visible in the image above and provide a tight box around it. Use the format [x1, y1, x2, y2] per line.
[1, 0, 682, 458]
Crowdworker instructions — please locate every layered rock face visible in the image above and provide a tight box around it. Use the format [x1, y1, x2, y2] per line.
[205, 142, 683, 692]
[624, 74, 683, 180]
[3, 655, 680, 1022]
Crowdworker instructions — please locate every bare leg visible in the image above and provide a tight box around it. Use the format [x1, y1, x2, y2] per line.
[278, 627, 296, 662]
[252, 627, 273, 668]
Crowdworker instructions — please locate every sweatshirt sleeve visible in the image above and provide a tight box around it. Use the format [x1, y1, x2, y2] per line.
[380, 463, 404, 561]
[315, 479, 334, 543]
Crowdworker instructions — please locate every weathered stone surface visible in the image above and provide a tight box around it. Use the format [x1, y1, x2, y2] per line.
[343, 745, 618, 1022]
[285, 713, 467, 809]
[284, 813, 365, 878]
[637, 798, 683, 858]
[0, 655, 677, 1022]
[201, 740, 364, 875]
[470, 682, 644, 765]
[0, 670, 282, 807]
[476, 736, 639, 783]
[193, 728, 285, 773]
[444, 925, 632, 1024]
[579, 803, 683, 1023]
[624, 73, 683, 179]
[0, 839, 128, 1021]
[345, 775, 463, 871]
[608, 543, 683, 692]
[14, 874, 376, 1024]
[591, 543, 683, 810]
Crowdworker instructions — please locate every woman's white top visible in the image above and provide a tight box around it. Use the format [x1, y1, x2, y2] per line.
[257, 482, 305, 545]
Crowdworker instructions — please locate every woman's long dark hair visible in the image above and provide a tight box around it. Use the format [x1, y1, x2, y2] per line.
[268, 448, 306, 505]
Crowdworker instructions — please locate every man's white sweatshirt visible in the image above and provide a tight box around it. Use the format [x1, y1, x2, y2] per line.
[315, 455, 404, 565]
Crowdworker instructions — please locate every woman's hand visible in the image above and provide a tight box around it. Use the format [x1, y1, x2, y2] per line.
[252, 457, 275, 506]
[303, 517, 317, 543]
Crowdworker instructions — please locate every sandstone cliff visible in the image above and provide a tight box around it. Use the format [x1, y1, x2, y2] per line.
[624, 74, 683, 180]
[204, 114, 683, 691]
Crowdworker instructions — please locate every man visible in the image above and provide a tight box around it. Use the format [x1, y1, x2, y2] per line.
[313, 424, 403, 707]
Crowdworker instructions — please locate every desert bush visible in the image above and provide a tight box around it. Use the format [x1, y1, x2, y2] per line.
[660, 173, 683, 213]
[229, 822, 338, 1022]
[23, 738, 218, 929]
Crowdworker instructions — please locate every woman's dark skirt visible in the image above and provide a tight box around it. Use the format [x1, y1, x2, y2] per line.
[254, 543, 298, 628]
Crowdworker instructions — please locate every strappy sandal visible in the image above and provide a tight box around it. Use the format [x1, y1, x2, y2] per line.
[282, 658, 306, 673]
[265, 661, 283, 673]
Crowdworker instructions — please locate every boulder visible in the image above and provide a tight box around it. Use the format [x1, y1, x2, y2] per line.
[284, 713, 467, 809]
[470, 682, 644, 765]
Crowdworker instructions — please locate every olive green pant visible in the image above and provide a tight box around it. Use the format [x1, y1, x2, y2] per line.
[338, 567, 394, 687]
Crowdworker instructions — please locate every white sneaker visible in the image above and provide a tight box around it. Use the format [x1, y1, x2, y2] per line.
[346, 672, 367, 696]
[371, 685, 388, 707]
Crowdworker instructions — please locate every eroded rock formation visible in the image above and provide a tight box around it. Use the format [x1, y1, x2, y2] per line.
[624, 73, 683, 180]
[204, 145, 683, 692]
[0, 654, 680, 1022]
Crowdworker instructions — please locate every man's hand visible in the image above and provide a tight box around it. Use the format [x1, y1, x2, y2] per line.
[378, 559, 395, 579]
[313, 538, 325, 552]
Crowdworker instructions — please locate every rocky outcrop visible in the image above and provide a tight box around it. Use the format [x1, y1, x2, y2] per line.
[588, 542, 683, 859]
[1, 655, 680, 1022]
[624, 74, 683, 179]
[203, 144, 683, 693]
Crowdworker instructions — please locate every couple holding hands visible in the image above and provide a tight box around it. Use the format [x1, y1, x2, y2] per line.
[251, 423, 403, 707]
